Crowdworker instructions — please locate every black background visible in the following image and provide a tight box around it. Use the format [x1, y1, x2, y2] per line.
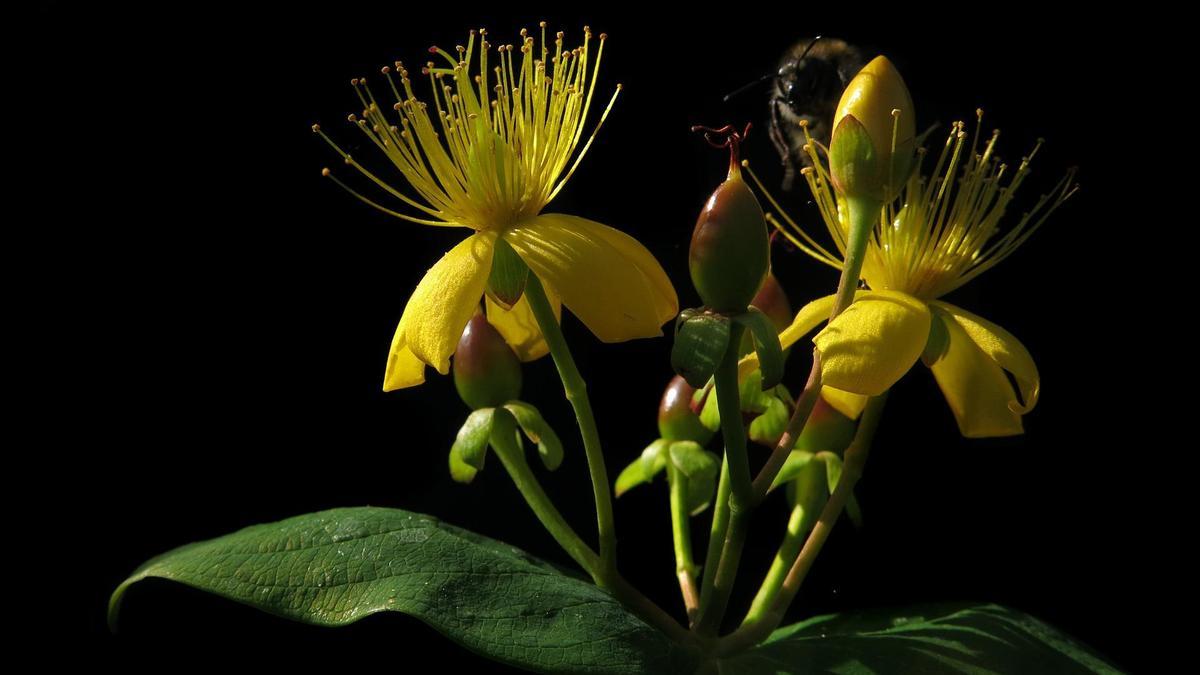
[42, 1, 1156, 671]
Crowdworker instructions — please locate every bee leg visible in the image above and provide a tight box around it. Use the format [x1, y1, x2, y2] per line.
[768, 100, 797, 191]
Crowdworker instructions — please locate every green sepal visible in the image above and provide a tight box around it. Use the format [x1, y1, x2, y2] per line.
[668, 440, 720, 515]
[734, 307, 785, 389]
[818, 451, 863, 528]
[829, 114, 883, 201]
[502, 401, 564, 471]
[749, 393, 791, 446]
[819, 450, 843, 493]
[671, 309, 731, 388]
[614, 439, 670, 497]
[922, 306, 951, 366]
[785, 453, 829, 529]
[773, 450, 815, 490]
[452, 408, 495, 479]
[449, 442, 479, 483]
[693, 381, 720, 432]
[485, 236, 529, 310]
[700, 367, 795, 446]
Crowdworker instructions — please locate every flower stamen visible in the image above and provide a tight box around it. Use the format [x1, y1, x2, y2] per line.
[751, 110, 1078, 300]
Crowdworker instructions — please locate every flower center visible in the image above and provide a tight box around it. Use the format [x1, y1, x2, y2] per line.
[314, 24, 620, 230]
[748, 111, 1077, 300]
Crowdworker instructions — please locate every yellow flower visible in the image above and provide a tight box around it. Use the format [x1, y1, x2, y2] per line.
[750, 112, 1076, 437]
[314, 26, 677, 390]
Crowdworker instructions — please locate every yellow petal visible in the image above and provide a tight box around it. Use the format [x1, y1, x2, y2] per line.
[383, 338, 426, 391]
[820, 386, 869, 420]
[504, 214, 677, 342]
[926, 306, 1024, 437]
[392, 231, 496, 382]
[485, 288, 560, 362]
[932, 301, 1040, 414]
[778, 294, 837, 350]
[814, 290, 930, 397]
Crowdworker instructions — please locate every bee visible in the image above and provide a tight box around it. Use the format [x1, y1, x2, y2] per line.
[766, 37, 866, 190]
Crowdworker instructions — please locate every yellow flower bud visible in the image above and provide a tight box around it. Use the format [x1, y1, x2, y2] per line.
[830, 56, 916, 202]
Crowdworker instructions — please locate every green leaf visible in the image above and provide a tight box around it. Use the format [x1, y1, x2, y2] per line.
[504, 401, 564, 471]
[615, 439, 670, 497]
[111, 507, 696, 674]
[668, 441, 720, 515]
[734, 307, 785, 389]
[671, 310, 731, 388]
[719, 603, 1120, 674]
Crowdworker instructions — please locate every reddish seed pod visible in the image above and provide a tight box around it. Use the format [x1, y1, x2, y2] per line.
[452, 313, 522, 410]
[688, 125, 770, 313]
[658, 375, 715, 444]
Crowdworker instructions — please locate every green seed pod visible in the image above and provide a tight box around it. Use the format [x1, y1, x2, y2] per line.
[658, 375, 714, 444]
[689, 125, 770, 313]
[452, 313, 522, 410]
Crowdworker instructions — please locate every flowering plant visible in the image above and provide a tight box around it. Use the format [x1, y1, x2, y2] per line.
[110, 24, 1116, 675]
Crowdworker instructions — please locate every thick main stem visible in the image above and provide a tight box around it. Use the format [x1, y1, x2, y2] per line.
[719, 394, 888, 655]
[668, 461, 701, 624]
[695, 323, 751, 636]
[523, 273, 618, 580]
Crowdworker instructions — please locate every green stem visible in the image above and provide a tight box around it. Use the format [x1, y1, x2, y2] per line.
[749, 197, 877, 505]
[829, 196, 879, 317]
[523, 273, 618, 580]
[490, 410, 601, 576]
[742, 499, 815, 623]
[695, 323, 750, 636]
[718, 394, 888, 655]
[491, 410, 696, 648]
[608, 575, 703, 648]
[668, 461, 701, 624]
[698, 460, 731, 608]
[749, 350, 822, 503]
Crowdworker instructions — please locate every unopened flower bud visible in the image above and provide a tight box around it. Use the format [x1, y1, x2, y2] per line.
[452, 313, 522, 409]
[830, 56, 916, 203]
